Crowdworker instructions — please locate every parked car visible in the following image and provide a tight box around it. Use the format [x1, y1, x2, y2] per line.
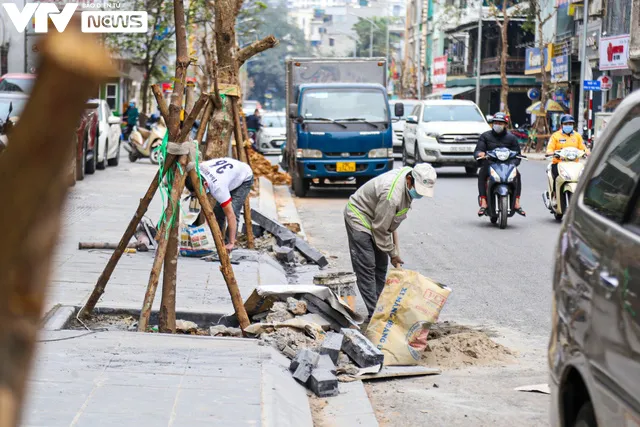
[89, 98, 122, 168]
[0, 92, 29, 151]
[75, 102, 100, 180]
[0, 73, 36, 94]
[389, 99, 420, 156]
[255, 111, 286, 154]
[402, 100, 490, 175]
[549, 90, 640, 427]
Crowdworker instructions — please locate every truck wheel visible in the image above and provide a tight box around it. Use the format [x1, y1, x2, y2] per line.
[465, 166, 478, 175]
[293, 170, 309, 197]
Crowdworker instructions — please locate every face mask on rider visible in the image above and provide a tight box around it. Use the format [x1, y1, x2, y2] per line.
[492, 124, 505, 133]
[408, 188, 423, 199]
[562, 125, 573, 134]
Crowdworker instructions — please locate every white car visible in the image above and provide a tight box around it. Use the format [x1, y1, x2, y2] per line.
[402, 100, 490, 175]
[90, 99, 122, 169]
[389, 99, 420, 157]
[256, 112, 286, 155]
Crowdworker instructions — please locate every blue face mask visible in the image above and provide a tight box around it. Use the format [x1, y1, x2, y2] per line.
[562, 125, 573, 134]
[409, 188, 423, 199]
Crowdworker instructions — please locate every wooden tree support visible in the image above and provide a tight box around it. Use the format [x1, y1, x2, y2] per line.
[230, 96, 255, 249]
[0, 27, 113, 426]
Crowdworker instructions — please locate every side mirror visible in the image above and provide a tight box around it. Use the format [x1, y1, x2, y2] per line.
[288, 103, 298, 119]
[394, 102, 404, 118]
[406, 115, 418, 124]
[108, 116, 121, 125]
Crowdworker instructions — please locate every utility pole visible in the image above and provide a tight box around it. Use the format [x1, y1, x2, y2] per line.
[577, 0, 590, 132]
[370, 23, 374, 57]
[475, 0, 483, 106]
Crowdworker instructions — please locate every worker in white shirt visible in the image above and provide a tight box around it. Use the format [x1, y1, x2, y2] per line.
[185, 157, 254, 251]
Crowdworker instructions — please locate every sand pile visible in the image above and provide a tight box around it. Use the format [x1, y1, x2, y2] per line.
[248, 148, 291, 185]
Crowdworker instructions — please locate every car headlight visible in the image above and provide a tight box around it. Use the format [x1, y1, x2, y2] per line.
[296, 149, 322, 158]
[490, 167, 501, 182]
[368, 148, 393, 158]
[421, 130, 439, 140]
[559, 167, 572, 180]
[507, 168, 518, 182]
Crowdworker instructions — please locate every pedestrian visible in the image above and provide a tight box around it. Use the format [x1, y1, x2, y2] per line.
[184, 157, 254, 251]
[344, 164, 437, 319]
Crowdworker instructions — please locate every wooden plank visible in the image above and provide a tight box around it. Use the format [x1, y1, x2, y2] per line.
[356, 366, 442, 380]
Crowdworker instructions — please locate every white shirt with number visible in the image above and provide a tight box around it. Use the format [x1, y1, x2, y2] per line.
[199, 158, 253, 207]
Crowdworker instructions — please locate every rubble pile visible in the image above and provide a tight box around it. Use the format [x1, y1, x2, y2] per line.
[248, 148, 291, 185]
[245, 292, 381, 397]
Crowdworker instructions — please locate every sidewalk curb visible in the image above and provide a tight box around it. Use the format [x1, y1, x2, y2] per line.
[317, 380, 379, 426]
[273, 185, 306, 239]
[259, 177, 279, 221]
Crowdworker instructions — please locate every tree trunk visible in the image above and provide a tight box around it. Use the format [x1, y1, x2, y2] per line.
[141, 76, 150, 116]
[534, 19, 549, 151]
[0, 27, 112, 427]
[499, 0, 510, 116]
[205, 0, 239, 160]
[159, 0, 190, 334]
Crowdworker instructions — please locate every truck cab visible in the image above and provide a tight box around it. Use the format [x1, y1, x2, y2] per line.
[283, 58, 402, 197]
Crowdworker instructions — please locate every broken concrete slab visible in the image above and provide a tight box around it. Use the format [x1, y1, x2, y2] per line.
[297, 313, 334, 331]
[320, 332, 344, 364]
[287, 297, 308, 316]
[266, 301, 294, 323]
[209, 325, 243, 337]
[341, 328, 384, 369]
[304, 294, 353, 329]
[290, 349, 320, 384]
[317, 354, 337, 375]
[251, 208, 297, 247]
[273, 244, 295, 263]
[295, 237, 328, 267]
[308, 369, 339, 397]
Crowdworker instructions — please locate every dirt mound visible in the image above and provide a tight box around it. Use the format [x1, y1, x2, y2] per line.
[421, 323, 516, 370]
[248, 148, 291, 185]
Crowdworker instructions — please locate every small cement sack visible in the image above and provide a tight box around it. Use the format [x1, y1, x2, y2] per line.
[365, 268, 451, 366]
[179, 196, 215, 257]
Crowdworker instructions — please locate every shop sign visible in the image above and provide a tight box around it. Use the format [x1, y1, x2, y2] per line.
[432, 55, 447, 91]
[599, 35, 630, 70]
[551, 55, 570, 83]
[525, 45, 551, 75]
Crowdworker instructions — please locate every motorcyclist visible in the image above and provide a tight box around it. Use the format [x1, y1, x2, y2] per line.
[122, 100, 139, 140]
[546, 114, 589, 202]
[474, 112, 525, 217]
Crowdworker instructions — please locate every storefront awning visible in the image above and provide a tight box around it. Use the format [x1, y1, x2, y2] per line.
[425, 86, 475, 100]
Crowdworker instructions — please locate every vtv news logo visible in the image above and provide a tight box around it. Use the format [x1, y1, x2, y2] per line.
[2, 3, 148, 33]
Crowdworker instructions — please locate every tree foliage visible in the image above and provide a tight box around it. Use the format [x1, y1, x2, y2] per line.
[245, 5, 308, 110]
[106, 0, 176, 114]
[353, 17, 401, 58]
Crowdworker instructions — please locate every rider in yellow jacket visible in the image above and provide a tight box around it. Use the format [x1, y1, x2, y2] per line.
[546, 114, 589, 198]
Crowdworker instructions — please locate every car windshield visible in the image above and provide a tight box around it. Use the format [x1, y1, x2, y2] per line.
[0, 78, 35, 94]
[423, 105, 484, 122]
[301, 88, 388, 122]
[263, 114, 285, 127]
[392, 102, 419, 119]
[0, 98, 28, 120]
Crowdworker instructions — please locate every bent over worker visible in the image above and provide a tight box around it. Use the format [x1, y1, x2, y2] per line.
[185, 157, 254, 251]
[344, 164, 437, 319]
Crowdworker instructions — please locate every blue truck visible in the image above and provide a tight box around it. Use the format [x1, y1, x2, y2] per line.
[282, 57, 403, 197]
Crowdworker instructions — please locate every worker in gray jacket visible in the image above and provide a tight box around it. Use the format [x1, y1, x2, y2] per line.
[344, 164, 437, 319]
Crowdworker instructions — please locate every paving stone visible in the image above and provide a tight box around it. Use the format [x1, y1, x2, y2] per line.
[273, 244, 295, 263]
[295, 237, 329, 267]
[320, 332, 344, 364]
[308, 369, 339, 397]
[251, 208, 297, 247]
[290, 349, 320, 384]
[317, 354, 337, 375]
[341, 328, 384, 368]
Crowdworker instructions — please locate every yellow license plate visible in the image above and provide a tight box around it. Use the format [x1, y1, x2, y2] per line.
[336, 162, 356, 172]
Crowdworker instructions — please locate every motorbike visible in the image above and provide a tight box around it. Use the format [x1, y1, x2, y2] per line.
[542, 147, 587, 221]
[479, 147, 524, 229]
[123, 115, 167, 164]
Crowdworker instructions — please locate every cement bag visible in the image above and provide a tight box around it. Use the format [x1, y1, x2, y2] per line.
[179, 196, 215, 257]
[365, 268, 452, 366]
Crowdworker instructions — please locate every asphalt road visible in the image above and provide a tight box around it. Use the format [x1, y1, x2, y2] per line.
[276, 156, 557, 426]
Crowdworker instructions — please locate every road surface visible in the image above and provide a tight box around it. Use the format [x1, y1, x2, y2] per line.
[281, 157, 555, 426]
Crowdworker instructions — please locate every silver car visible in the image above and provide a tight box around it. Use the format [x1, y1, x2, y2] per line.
[256, 112, 286, 155]
[389, 99, 420, 157]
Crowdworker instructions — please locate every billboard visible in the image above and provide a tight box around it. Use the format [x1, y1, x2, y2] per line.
[432, 55, 448, 91]
[525, 45, 551, 75]
[551, 55, 569, 83]
[599, 35, 630, 70]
